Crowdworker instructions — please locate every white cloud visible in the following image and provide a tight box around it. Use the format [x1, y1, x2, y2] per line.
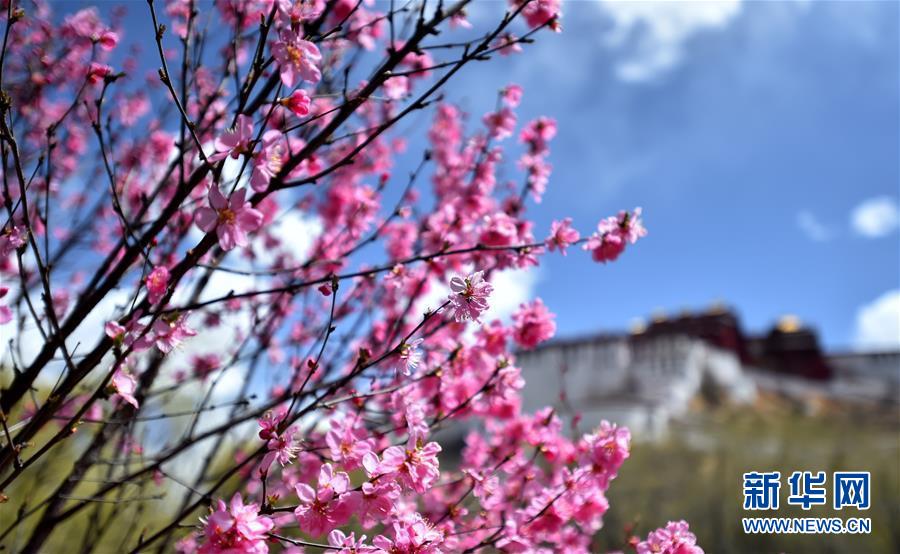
[253, 210, 322, 264]
[484, 267, 540, 321]
[796, 210, 832, 242]
[599, 0, 743, 82]
[2, 287, 132, 384]
[850, 196, 899, 238]
[855, 290, 900, 350]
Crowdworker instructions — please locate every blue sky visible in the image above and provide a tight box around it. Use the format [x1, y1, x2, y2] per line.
[427, 0, 900, 351]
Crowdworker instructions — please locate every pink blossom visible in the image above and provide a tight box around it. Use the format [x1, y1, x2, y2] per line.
[373, 437, 442, 494]
[105, 321, 126, 340]
[150, 315, 197, 353]
[637, 520, 704, 554]
[0, 224, 27, 257]
[502, 84, 524, 107]
[621, 207, 648, 244]
[513, 0, 562, 30]
[495, 33, 524, 55]
[258, 406, 288, 441]
[357, 479, 399, 528]
[465, 469, 501, 509]
[294, 464, 358, 537]
[281, 90, 312, 117]
[483, 107, 516, 140]
[477, 320, 509, 356]
[383, 76, 411, 100]
[584, 208, 646, 263]
[210, 115, 254, 161]
[372, 515, 443, 553]
[450, 10, 472, 29]
[258, 406, 298, 472]
[51, 289, 70, 318]
[384, 222, 416, 260]
[583, 421, 630, 486]
[277, 0, 324, 25]
[447, 271, 493, 322]
[404, 403, 429, 441]
[262, 427, 299, 472]
[584, 227, 625, 263]
[117, 94, 150, 126]
[326, 417, 373, 470]
[194, 186, 263, 251]
[250, 130, 286, 192]
[398, 43, 434, 80]
[568, 480, 610, 529]
[87, 62, 112, 85]
[176, 534, 198, 554]
[518, 152, 553, 203]
[328, 530, 374, 553]
[199, 493, 274, 554]
[511, 298, 556, 349]
[62, 8, 107, 41]
[145, 266, 170, 305]
[97, 30, 118, 50]
[272, 30, 322, 88]
[495, 517, 531, 552]
[520, 116, 557, 155]
[191, 353, 221, 380]
[111, 368, 139, 409]
[107, 318, 152, 352]
[545, 218, 580, 254]
[479, 212, 518, 247]
[397, 338, 423, 375]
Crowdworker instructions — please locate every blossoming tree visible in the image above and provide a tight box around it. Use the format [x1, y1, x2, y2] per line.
[0, 0, 700, 552]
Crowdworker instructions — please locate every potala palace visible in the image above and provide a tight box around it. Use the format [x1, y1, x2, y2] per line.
[517, 307, 900, 439]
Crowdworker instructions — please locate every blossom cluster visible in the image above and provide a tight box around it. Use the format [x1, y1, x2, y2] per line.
[0, 1, 686, 553]
[636, 521, 704, 554]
